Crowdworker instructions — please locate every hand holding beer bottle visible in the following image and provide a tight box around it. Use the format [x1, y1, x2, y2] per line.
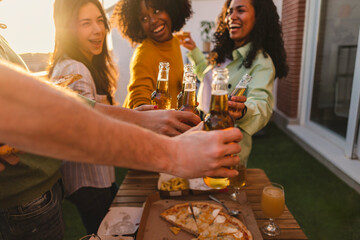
[228, 73, 251, 120]
[151, 62, 171, 109]
[203, 67, 235, 189]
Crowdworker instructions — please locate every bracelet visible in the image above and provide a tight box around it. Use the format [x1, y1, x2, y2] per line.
[238, 106, 247, 120]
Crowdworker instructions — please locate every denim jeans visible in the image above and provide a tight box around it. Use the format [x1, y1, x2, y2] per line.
[0, 180, 64, 240]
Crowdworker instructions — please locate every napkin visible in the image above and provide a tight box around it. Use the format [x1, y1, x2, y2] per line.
[97, 206, 143, 240]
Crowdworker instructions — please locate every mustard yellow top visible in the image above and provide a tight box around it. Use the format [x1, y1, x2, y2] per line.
[123, 37, 183, 109]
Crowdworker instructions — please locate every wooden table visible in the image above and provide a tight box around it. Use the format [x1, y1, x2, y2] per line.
[112, 168, 307, 240]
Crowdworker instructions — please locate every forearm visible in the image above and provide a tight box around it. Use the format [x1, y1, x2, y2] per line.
[126, 72, 155, 109]
[236, 98, 273, 135]
[94, 103, 143, 125]
[186, 47, 209, 80]
[94, 104, 201, 137]
[236, 87, 274, 135]
[236, 61, 275, 135]
[0, 62, 174, 173]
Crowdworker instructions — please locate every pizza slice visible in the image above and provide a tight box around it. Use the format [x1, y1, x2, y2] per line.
[52, 74, 82, 87]
[160, 202, 198, 236]
[191, 202, 224, 233]
[198, 211, 253, 240]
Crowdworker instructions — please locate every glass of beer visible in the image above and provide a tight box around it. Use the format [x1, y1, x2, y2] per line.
[229, 162, 246, 202]
[261, 183, 285, 236]
[174, 31, 190, 41]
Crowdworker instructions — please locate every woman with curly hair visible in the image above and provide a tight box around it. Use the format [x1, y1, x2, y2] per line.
[112, 0, 192, 109]
[181, 0, 288, 163]
[48, 0, 118, 234]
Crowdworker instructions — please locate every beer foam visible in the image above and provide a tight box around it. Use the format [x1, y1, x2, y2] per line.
[211, 90, 228, 95]
[264, 186, 284, 197]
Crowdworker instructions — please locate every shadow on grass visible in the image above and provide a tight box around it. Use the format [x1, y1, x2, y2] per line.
[248, 122, 360, 240]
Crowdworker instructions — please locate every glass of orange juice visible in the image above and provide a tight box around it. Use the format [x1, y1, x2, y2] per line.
[261, 182, 285, 236]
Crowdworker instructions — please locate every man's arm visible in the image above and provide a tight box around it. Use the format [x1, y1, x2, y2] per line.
[0, 62, 242, 178]
[94, 104, 201, 136]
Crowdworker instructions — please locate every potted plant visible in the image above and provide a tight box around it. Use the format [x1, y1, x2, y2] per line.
[200, 20, 215, 52]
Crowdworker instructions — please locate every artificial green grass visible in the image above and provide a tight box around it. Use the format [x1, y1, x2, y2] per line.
[62, 167, 128, 240]
[248, 122, 360, 240]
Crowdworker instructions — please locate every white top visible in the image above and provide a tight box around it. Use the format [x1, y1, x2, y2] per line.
[50, 58, 115, 196]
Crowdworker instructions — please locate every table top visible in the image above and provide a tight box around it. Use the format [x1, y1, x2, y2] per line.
[112, 168, 308, 240]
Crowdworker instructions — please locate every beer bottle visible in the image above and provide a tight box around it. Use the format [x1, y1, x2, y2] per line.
[228, 73, 252, 99]
[203, 67, 234, 189]
[177, 64, 194, 109]
[179, 70, 200, 116]
[151, 62, 171, 109]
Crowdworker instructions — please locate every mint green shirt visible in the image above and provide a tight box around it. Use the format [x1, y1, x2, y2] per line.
[187, 42, 275, 163]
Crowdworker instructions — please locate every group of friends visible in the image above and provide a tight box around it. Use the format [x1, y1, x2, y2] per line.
[0, 0, 288, 239]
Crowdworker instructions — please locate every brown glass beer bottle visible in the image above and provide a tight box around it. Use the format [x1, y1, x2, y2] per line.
[151, 62, 171, 109]
[177, 64, 194, 109]
[203, 67, 234, 189]
[228, 73, 252, 99]
[179, 70, 199, 116]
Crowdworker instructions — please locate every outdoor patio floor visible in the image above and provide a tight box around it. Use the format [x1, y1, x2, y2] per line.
[62, 122, 360, 240]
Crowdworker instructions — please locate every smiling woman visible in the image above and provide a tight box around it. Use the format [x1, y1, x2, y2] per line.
[111, 0, 193, 109]
[0, 0, 119, 55]
[47, 0, 118, 235]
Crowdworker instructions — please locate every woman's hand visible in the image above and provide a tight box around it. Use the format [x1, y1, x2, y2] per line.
[178, 33, 197, 51]
[228, 96, 247, 120]
[135, 104, 158, 111]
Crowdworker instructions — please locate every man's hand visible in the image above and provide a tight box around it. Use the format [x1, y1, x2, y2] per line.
[139, 110, 201, 137]
[228, 96, 247, 120]
[170, 127, 242, 178]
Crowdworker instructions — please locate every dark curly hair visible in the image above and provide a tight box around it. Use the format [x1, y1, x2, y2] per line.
[111, 0, 192, 46]
[211, 0, 288, 78]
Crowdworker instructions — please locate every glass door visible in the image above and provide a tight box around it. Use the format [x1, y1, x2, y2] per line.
[307, 0, 360, 157]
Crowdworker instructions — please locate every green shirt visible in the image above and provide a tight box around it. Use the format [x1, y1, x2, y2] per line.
[187, 42, 275, 162]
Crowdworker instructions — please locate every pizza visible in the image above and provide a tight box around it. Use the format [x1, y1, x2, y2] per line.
[160, 202, 198, 235]
[191, 202, 223, 233]
[161, 201, 252, 240]
[52, 74, 82, 87]
[197, 211, 252, 239]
